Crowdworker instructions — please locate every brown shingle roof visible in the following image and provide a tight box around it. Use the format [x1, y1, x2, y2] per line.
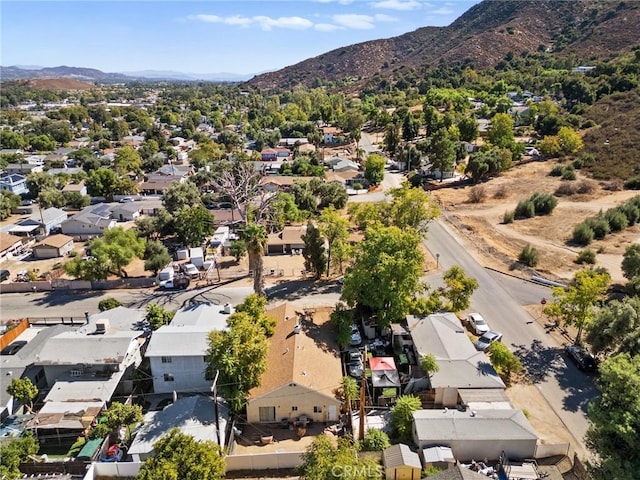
[0, 232, 22, 251]
[249, 304, 342, 400]
[35, 234, 74, 249]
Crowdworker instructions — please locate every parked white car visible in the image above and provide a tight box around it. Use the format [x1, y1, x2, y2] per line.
[182, 263, 200, 279]
[467, 312, 490, 336]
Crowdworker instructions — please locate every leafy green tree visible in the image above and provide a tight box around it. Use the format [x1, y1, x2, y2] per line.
[364, 154, 385, 185]
[384, 122, 401, 157]
[302, 221, 327, 279]
[319, 206, 349, 277]
[557, 126, 583, 155]
[440, 265, 478, 312]
[586, 353, 640, 480]
[241, 223, 268, 295]
[144, 240, 172, 275]
[543, 269, 611, 344]
[0, 130, 27, 149]
[361, 428, 390, 451]
[458, 117, 479, 143]
[206, 313, 268, 412]
[114, 146, 142, 175]
[37, 187, 65, 209]
[426, 128, 456, 181]
[586, 297, 640, 357]
[173, 205, 214, 247]
[98, 297, 123, 311]
[487, 113, 515, 149]
[0, 191, 21, 220]
[137, 428, 225, 480]
[26, 171, 56, 198]
[299, 434, 380, 480]
[28, 134, 56, 152]
[102, 402, 143, 432]
[391, 395, 421, 443]
[266, 192, 302, 232]
[145, 304, 175, 331]
[65, 227, 145, 280]
[487, 342, 523, 384]
[342, 225, 425, 328]
[163, 181, 202, 214]
[420, 353, 439, 379]
[63, 190, 89, 209]
[388, 183, 440, 235]
[230, 239, 247, 262]
[621, 244, 640, 279]
[85, 167, 120, 201]
[317, 181, 348, 210]
[331, 303, 353, 350]
[338, 375, 359, 406]
[6, 378, 38, 413]
[0, 432, 39, 480]
[233, 293, 276, 337]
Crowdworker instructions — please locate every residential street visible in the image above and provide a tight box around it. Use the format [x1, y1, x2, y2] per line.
[424, 218, 596, 457]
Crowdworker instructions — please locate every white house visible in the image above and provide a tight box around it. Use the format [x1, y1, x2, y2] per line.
[0, 173, 28, 195]
[145, 303, 232, 394]
[61, 203, 116, 237]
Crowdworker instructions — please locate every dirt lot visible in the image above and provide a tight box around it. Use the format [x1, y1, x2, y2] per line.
[431, 160, 640, 284]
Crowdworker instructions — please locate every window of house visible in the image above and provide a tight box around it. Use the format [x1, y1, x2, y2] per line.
[291, 406, 298, 412]
[163, 373, 174, 382]
[161, 356, 172, 363]
[314, 406, 322, 413]
[259, 406, 276, 422]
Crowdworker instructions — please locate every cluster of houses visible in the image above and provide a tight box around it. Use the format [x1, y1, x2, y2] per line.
[0, 301, 561, 479]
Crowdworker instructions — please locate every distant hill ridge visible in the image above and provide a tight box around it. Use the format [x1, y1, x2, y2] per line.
[247, 0, 640, 90]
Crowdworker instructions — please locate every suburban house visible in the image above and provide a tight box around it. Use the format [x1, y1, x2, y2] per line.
[62, 180, 88, 197]
[145, 302, 232, 394]
[260, 148, 278, 161]
[0, 232, 23, 262]
[128, 395, 229, 461]
[110, 202, 141, 222]
[4, 163, 43, 175]
[298, 143, 316, 155]
[383, 443, 422, 480]
[9, 207, 68, 237]
[266, 225, 307, 255]
[32, 234, 75, 259]
[246, 303, 342, 424]
[260, 176, 314, 192]
[412, 409, 538, 461]
[324, 156, 359, 172]
[61, 203, 116, 237]
[0, 173, 28, 195]
[25, 309, 148, 444]
[280, 138, 309, 148]
[139, 164, 193, 194]
[396, 313, 505, 408]
[322, 126, 341, 144]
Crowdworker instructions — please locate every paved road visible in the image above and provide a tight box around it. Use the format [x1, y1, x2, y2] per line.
[348, 169, 404, 203]
[0, 280, 343, 320]
[424, 219, 596, 457]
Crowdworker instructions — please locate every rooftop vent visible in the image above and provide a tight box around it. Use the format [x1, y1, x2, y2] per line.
[293, 323, 302, 334]
[95, 319, 109, 334]
[222, 303, 232, 314]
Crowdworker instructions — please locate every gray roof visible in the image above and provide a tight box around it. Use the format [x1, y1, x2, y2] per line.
[26, 207, 67, 225]
[170, 302, 232, 329]
[128, 395, 228, 456]
[430, 355, 505, 390]
[43, 366, 125, 403]
[63, 203, 114, 227]
[427, 465, 489, 480]
[35, 331, 141, 365]
[407, 313, 473, 359]
[80, 306, 146, 334]
[383, 443, 421, 469]
[146, 327, 213, 357]
[413, 409, 538, 443]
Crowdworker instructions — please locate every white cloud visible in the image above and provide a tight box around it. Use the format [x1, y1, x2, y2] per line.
[432, 6, 454, 15]
[371, 0, 422, 11]
[314, 0, 355, 4]
[332, 13, 397, 29]
[187, 14, 313, 31]
[314, 23, 342, 32]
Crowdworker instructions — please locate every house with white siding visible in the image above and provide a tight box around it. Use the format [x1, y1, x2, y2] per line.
[145, 303, 232, 394]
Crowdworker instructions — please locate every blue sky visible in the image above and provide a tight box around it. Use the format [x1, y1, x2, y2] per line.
[2, 0, 480, 75]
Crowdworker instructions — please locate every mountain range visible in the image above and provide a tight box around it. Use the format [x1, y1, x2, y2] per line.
[0, 65, 255, 83]
[2, 0, 639, 89]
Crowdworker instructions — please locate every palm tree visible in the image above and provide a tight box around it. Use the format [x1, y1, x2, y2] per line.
[241, 223, 268, 295]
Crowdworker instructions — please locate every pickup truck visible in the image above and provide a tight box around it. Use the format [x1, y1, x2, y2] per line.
[158, 276, 190, 290]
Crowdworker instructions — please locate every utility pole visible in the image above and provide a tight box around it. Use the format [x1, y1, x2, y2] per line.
[211, 370, 221, 446]
[358, 345, 366, 441]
